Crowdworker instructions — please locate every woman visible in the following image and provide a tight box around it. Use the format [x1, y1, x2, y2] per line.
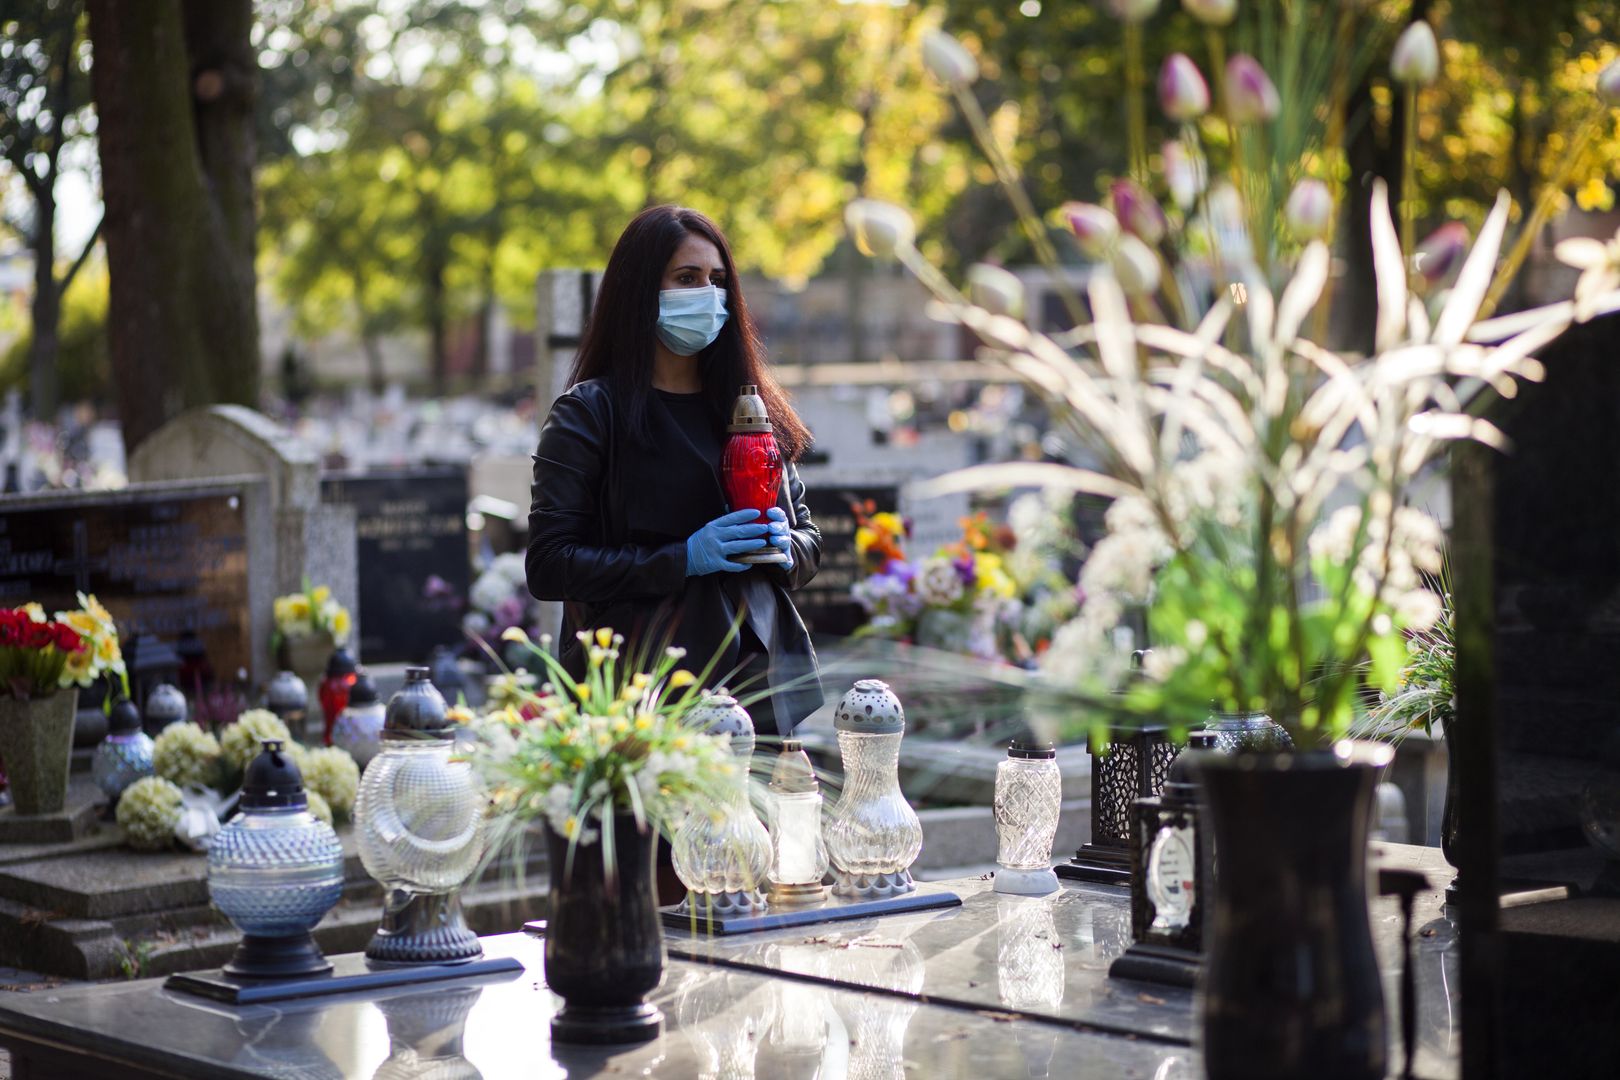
[526, 205, 823, 737]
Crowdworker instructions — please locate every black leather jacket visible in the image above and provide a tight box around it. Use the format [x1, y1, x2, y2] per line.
[526, 377, 824, 734]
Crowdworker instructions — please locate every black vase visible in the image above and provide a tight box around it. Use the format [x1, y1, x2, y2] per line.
[1440, 721, 1460, 899]
[545, 814, 665, 1045]
[1192, 741, 1393, 1080]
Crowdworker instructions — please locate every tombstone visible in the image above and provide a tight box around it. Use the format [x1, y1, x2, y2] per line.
[321, 468, 470, 664]
[793, 485, 900, 638]
[0, 480, 259, 686]
[126, 405, 359, 680]
[1453, 313, 1620, 1074]
[534, 269, 599, 416]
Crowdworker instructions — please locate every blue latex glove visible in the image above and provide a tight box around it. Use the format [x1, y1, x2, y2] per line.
[765, 506, 794, 570]
[686, 509, 771, 576]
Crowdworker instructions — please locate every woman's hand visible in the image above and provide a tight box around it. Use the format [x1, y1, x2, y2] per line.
[765, 506, 794, 570]
[686, 509, 771, 576]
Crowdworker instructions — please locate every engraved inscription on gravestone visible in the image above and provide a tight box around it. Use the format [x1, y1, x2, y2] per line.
[321, 469, 470, 664]
[0, 490, 252, 677]
[796, 485, 899, 638]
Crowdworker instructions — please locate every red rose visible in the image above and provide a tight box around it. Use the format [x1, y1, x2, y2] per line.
[24, 623, 53, 650]
[51, 623, 85, 653]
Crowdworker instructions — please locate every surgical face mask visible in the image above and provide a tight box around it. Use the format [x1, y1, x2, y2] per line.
[656, 285, 729, 356]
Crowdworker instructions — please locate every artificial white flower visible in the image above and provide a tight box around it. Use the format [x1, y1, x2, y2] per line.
[1553, 230, 1620, 322]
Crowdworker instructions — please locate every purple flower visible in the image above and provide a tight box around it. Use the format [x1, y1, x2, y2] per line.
[1158, 53, 1210, 122]
[1111, 179, 1167, 245]
[1225, 54, 1280, 124]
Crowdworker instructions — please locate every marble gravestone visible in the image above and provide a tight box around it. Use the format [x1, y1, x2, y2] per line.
[320, 468, 470, 663]
[126, 406, 358, 679]
[0, 483, 258, 681]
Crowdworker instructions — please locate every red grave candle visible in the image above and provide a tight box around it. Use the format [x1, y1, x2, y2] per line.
[318, 646, 358, 746]
[721, 384, 789, 565]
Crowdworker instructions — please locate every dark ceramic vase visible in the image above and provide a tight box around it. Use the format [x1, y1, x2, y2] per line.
[1192, 740, 1393, 1080]
[545, 814, 664, 1045]
[1440, 721, 1460, 903]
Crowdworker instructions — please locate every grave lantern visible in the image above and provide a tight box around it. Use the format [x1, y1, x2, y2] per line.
[318, 646, 358, 747]
[720, 385, 789, 567]
[93, 697, 154, 809]
[1108, 731, 1216, 987]
[673, 690, 772, 916]
[331, 669, 385, 770]
[263, 671, 310, 738]
[766, 738, 829, 906]
[355, 667, 486, 964]
[207, 739, 344, 978]
[825, 679, 923, 898]
[993, 738, 1062, 896]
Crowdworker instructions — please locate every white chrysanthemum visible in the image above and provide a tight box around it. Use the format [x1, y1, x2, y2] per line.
[152, 724, 222, 790]
[915, 558, 966, 606]
[491, 552, 528, 586]
[469, 572, 513, 615]
[117, 776, 184, 852]
[301, 747, 360, 816]
[220, 710, 292, 771]
[305, 789, 334, 826]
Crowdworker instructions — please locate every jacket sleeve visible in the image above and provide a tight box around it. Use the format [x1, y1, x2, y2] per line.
[526, 391, 688, 604]
[775, 461, 821, 592]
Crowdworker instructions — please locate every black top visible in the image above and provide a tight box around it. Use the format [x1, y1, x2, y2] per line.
[526, 377, 825, 736]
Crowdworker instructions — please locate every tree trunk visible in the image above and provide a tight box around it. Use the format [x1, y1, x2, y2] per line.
[28, 191, 61, 421]
[86, 0, 260, 455]
[424, 241, 449, 398]
[471, 253, 494, 385]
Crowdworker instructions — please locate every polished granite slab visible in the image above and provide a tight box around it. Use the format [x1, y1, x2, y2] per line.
[0, 931, 1201, 1079]
[660, 881, 961, 934]
[664, 843, 1461, 1078]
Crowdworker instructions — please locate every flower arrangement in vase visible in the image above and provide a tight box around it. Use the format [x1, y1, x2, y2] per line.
[1, 595, 125, 815]
[272, 581, 351, 689]
[470, 626, 748, 1044]
[850, 5, 1620, 1076]
[851, 504, 1078, 665]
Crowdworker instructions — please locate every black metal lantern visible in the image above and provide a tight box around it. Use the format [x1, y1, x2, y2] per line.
[1108, 731, 1216, 987]
[1054, 725, 1181, 885]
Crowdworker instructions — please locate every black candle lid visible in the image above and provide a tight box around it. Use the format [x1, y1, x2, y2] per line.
[1008, 738, 1056, 760]
[106, 696, 142, 736]
[325, 646, 358, 678]
[383, 666, 452, 739]
[241, 739, 307, 811]
[347, 669, 379, 707]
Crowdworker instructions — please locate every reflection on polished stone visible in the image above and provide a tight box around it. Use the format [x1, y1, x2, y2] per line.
[372, 985, 484, 1080]
[225, 1003, 347, 1079]
[676, 968, 777, 1080]
[996, 897, 1065, 1010]
[763, 944, 834, 1080]
[1072, 897, 1132, 968]
[823, 936, 924, 1080]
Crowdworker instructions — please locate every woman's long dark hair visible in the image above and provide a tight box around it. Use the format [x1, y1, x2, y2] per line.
[567, 205, 812, 460]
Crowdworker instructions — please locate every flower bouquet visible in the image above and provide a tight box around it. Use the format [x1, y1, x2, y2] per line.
[470, 626, 746, 1044]
[461, 553, 542, 667]
[1, 595, 124, 815]
[849, 5, 1620, 1073]
[273, 581, 351, 690]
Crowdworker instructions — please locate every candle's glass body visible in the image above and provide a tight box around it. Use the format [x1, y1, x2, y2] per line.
[994, 754, 1063, 870]
[721, 430, 784, 518]
[769, 789, 828, 886]
[355, 739, 485, 894]
[825, 730, 922, 876]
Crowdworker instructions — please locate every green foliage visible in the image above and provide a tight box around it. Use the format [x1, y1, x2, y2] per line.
[0, 264, 109, 402]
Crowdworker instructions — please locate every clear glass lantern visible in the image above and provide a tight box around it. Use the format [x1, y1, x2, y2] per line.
[355, 666, 486, 964]
[208, 739, 344, 978]
[93, 697, 154, 807]
[825, 679, 922, 899]
[331, 669, 386, 770]
[672, 690, 772, 916]
[264, 670, 310, 738]
[767, 738, 828, 906]
[993, 739, 1062, 896]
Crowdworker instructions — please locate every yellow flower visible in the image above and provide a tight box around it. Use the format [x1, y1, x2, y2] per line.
[446, 705, 475, 726]
[273, 597, 294, 625]
[330, 607, 352, 642]
[595, 627, 613, 649]
[575, 684, 591, 702]
[287, 596, 312, 623]
[632, 673, 651, 689]
[21, 603, 45, 623]
[60, 647, 93, 687]
[672, 735, 689, 750]
[611, 718, 630, 735]
[855, 526, 876, 556]
[312, 585, 332, 605]
[1577, 175, 1615, 213]
[500, 626, 529, 643]
[564, 816, 580, 838]
[634, 712, 655, 732]
[873, 512, 904, 536]
[595, 732, 613, 751]
[80, 593, 114, 626]
[669, 670, 696, 689]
